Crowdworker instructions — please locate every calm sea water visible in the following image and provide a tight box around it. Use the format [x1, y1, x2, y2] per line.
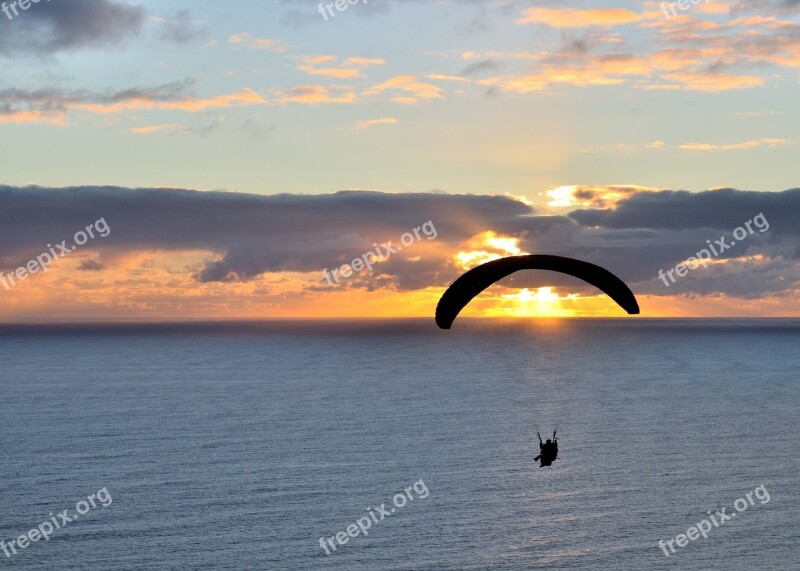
[1, 320, 798, 570]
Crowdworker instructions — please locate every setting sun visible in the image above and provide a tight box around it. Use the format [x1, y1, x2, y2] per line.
[502, 287, 574, 317]
[453, 284, 635, 320]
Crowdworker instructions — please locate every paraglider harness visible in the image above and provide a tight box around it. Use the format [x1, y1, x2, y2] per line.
[534, 431, 558, 467]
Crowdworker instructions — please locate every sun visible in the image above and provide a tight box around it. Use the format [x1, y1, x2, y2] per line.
[501, 287, 574, 317]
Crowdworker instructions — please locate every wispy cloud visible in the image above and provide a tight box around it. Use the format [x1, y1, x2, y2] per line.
[363, 76, 445, 103]
[679, 138, 793, 150]
[0, 82, 266, 125]
[426, 74, 470, 83]
[228, 32, 290, 53]
[517, 7, 642, 28]
[273, 85, 357, 105]
[153, 10, 207, 44]
[355, 117, 397, 130]
[129, 124, 183, 135]
[295, 55, 386, 79]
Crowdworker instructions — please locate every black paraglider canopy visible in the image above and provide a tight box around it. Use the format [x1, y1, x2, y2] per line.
[436, 254, 639, 329]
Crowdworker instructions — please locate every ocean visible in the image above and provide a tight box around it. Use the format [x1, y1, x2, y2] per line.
[1, 319, 798, 570]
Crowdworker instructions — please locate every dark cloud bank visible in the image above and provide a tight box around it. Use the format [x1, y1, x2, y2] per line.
[1, 185, 798, 298]
[0, 0, 144, 56]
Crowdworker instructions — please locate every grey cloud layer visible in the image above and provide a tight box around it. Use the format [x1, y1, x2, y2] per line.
[0, 186, 528, 286]
[570, 189, 800, 233]
[1, 185, 798, 298]
[569, 188, 800, 296]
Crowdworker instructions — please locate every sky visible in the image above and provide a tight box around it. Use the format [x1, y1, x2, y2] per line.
[0, 0, 799, 321]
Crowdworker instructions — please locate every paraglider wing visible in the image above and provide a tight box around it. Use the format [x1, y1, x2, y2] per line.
[435, 255, 639, 329]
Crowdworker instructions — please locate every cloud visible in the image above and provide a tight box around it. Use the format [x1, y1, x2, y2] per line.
[363, 75, 445, 103]
[679, 138, 793, 150]
[563, 188, 800, 296]
[517, 7, 641, 29]
[426, 74, 470, 83]
[460, 59, 502, 77]
[0, 0, 144, 56]
[154, 10, 208, 44]
[273, 85, 357, 105]
[483, 53, 650, 93]
[729, 0, 800, 16]
[240, 119, 276, 140]
[473, 4, 800, 94]
[1, 186, 799, 303]
[346, 57, 387, 67]
[0, 81, 267, 124]
[78, 260, 105, 272]
[128, 120, 221, 138]
[129, 124, 183, 135]
[0, 186, 530, 289]
[295, 54, 386, 79]
[297, 65, 361, 79]
[654, 70, 766, 92]
[546, 185, 659, 209]
[228, 32, 290, 53]
[568, 188, 800, 233]
[355, 117, 397, 130]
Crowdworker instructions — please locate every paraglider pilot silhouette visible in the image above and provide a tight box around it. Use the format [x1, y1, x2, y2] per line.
[435, 255, 639, 468]
[534, 431, 558, 467]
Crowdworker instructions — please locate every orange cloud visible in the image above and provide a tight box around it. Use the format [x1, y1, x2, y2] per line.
[517, 7, 641, 28]
[355, 117, 397, 130]
[74, 89, 267, 114]
[129, 124, 182, 134]
[228, 33, 290, 53]
[426, 74, 470, 83]
[0, 110, 67, 125]
[295, 55, 386, 79]
[454, 231, 526, 270]
[679, 138, 793, 150]
[649, 70, 765, 92]
[274, 85, 357, 105]
[485, 6, 800, 94]
[488, 54, 651, 93]
[545, 185, 657, 209]
[297, 65, 360, 79]
[345, 57, 387, 67]
[363, 75, 445, 102]
[693, 2, 730, 15]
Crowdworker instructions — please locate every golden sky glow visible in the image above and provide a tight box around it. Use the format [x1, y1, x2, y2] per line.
[455, 232, 526, 270]
[2, 256, 798, 322]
